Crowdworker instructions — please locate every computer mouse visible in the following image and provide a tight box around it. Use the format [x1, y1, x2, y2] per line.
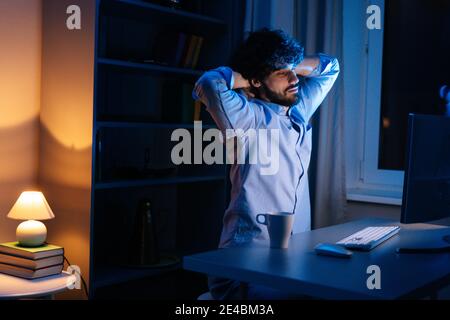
[314, 243, 353, 258]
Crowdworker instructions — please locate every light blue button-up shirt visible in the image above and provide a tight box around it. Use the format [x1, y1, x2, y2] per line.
[193, 53, 339, 248]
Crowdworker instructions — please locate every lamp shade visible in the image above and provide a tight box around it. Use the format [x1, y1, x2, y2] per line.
[7, 191, 55, 220]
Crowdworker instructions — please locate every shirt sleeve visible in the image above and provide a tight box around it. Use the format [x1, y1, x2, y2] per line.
[192, 66, 256, 133]
[291, 53, 340, 123]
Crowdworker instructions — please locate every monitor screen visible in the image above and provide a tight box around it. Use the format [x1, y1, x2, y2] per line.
[401, 114, 450, 223]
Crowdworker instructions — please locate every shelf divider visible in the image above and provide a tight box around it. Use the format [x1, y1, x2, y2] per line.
[93, 264, 180, 290]
[96, 120, 216, 130]
[95, 175, 226, 190]
[98, 57, 204, 77]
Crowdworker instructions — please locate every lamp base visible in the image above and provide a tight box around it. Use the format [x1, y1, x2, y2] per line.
[16, 220, 47, 247]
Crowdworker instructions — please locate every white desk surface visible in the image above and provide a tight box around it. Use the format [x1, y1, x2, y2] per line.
[0, 271, 77, 299]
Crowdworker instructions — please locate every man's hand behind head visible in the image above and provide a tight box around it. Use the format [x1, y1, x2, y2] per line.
[232, 71, 250, 90]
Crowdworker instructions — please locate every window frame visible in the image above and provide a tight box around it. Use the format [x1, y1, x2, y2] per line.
[344, 0, 403, 205]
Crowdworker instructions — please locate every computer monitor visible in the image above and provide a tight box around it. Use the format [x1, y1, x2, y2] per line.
[401, 114, 450, 223]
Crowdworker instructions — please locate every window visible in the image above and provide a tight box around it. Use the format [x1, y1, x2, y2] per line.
[379, 0, 450, 170]
[344, 0, 450, 205]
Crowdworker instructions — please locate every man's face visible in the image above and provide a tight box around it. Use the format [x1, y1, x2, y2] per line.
[254, 64, 300, 107]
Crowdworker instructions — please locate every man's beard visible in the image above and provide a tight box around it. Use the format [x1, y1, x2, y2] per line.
[260, 82, 300, 107]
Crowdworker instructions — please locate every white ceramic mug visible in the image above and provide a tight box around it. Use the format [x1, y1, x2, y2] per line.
[256, 212, 294, 248]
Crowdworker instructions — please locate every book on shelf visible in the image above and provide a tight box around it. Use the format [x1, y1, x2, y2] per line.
[150, 31, 205, 70]
[180, 34, 204, 69]
[181, 34, 198, 68]
[0, 253, 64, 270]
[152, 31, 187, 67]
[179, 0, 203, 14]
[0, 263, 64, 279]
[0, 242, 64, 260]
[181, 83, 195, 122]
[190, 36, 204, 69]
[193, 100, 202, 121]
[173, 33, 188, 66]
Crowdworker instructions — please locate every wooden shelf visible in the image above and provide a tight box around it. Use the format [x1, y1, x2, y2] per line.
[93, 264, 180, 289]
[95, 175, 226, 190]
[96, 120, 216, 129]
[412, 176, 450, 182]
[98, 57, 204, 77]
[102, 0, 227, 28]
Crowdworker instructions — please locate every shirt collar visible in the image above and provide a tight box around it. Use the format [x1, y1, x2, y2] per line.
[252, 98, 289, 115]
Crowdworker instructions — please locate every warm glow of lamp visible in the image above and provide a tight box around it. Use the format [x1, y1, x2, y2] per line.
[7, 191, 55, 247]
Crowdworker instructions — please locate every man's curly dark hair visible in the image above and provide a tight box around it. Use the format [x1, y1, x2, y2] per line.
[231, 28, 304, 82]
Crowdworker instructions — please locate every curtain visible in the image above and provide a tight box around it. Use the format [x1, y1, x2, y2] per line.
[244, 0, 295, 36]
[243, 0, 347, 229]
[295, 0, 347, 228]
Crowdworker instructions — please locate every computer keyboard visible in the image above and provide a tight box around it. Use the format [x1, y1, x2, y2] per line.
[336, 226, 400, 251]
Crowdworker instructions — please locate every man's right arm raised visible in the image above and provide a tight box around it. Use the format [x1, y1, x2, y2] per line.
[192, 67, 256, 133]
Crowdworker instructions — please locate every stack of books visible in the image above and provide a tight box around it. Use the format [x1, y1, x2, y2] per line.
[0, 242, 64, 279]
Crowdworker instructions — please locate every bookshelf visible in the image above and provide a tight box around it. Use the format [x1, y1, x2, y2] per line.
[88, 0, 244, 299]
[97, 58, 204, 77]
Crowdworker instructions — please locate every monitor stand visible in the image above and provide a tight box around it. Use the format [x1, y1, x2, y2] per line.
[396, 234, 450, 253]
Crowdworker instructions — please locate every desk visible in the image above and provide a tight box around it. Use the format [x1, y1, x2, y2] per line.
[183, 218, 450, 299]
[0, 271, 77, 299]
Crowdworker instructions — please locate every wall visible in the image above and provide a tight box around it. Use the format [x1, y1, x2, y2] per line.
[0, 0, 41, 242]
[0, 0, 94, 299]
[345, 201, 400, 222]
[39, 0, 95, 299]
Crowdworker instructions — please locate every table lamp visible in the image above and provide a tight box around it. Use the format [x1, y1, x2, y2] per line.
[7, 191, 55, 247]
